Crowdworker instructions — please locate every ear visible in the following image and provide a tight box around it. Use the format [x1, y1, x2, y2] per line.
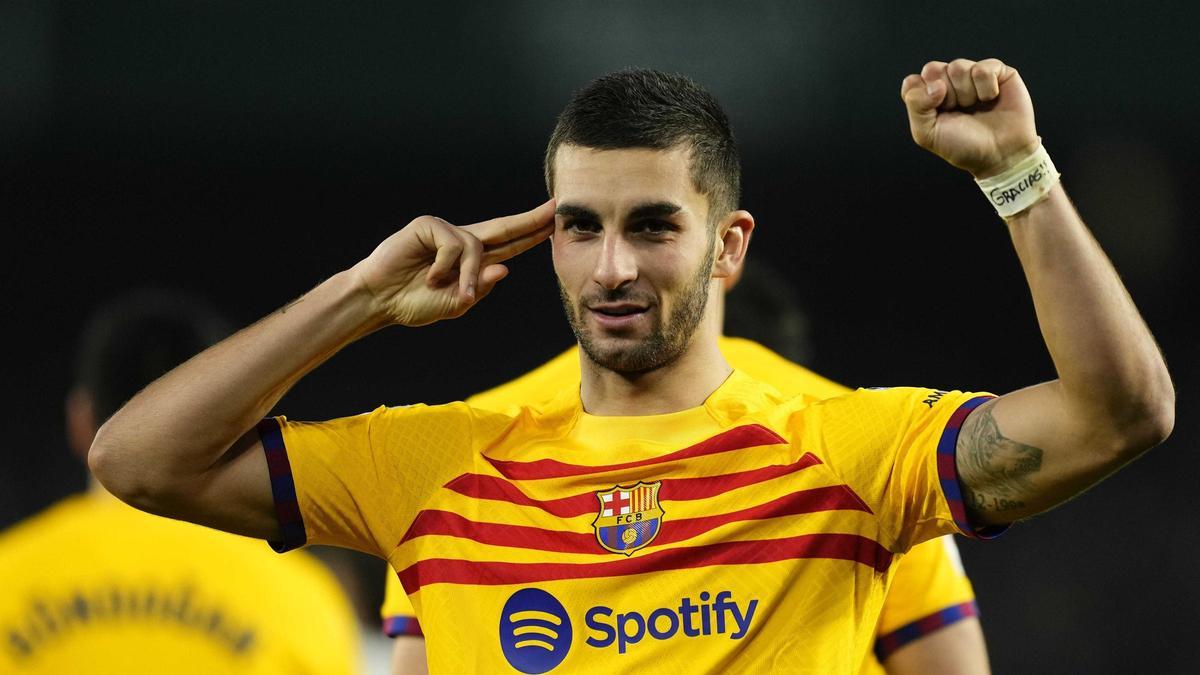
[712, 210, 754, 285]
[66, 386, 97, 463]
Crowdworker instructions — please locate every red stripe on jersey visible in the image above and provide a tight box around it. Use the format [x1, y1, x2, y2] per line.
[400, 509, 594, 553]
[443, 453, 824, 518]
[484, 424, 787, 480]
[655, 485, 871, 545]
[398, 533, 893, 592]
[399, 485, 872, 554]
[444, 474, 595, 518]
[663, 453, 823, 502]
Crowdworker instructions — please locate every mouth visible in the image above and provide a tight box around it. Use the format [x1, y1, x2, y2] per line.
[586, 303, 651, 329]
[590, 303, 648, 316]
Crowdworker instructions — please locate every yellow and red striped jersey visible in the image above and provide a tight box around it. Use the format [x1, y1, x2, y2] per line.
[265, 356, 996, 672]
[380, 338, 979, 672]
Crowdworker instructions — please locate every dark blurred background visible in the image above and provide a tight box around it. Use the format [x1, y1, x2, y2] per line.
[2, 1, 1196, 672]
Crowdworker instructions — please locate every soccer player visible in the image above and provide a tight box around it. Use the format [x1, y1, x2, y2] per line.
[89, 59, 1174, 672]
[0, 290, 360, 674]
[380, 263, 988, 674]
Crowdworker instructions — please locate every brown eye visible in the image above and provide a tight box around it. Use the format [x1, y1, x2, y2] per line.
[636, 220, 673, 235]
[564, 220, 601, 234]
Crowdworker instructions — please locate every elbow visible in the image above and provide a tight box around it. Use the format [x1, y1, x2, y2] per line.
[1140, 371, 1176, 447]
[1115, 386, 1176, 456]
[1141, 393, 1175, 447]
[87, 423, 114, 489]
[87, 422, 161, 512]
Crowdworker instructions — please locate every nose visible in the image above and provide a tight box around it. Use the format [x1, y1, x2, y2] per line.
[592, 233, 638, 290]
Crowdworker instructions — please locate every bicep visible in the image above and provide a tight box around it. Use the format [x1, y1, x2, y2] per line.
[956, 380, 1128, 524]
[152, 427, 281, 541]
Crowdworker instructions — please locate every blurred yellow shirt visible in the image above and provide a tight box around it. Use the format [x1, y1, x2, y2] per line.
[264, 334, 996, 673]
[0, 492, 360, 675]
[379, 338, 979, 671]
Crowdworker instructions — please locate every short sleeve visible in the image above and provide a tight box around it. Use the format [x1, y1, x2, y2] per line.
[380, 571, 423, 637]
[258, 402, 486, 557]
[805, 387, 1004, 552]
[874, 536, 978, 660]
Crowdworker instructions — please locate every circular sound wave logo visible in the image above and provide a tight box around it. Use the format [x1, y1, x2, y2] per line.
[498, 588, 572, 673]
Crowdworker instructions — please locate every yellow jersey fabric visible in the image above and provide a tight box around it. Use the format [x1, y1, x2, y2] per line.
[380, 338, 978, 669]
[264, 353, 998, 673]
[0, 491, 359, 675]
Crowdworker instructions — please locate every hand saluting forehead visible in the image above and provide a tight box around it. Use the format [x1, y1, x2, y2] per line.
[353, 198, 556, 328]
[462, 199, 558, 264]
[900, 58, 1039, 179]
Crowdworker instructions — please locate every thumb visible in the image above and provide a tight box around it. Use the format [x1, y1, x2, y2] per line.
[900, 74, 943, 146]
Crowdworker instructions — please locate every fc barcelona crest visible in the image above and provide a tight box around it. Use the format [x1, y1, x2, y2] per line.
[592, 481, 664, 555]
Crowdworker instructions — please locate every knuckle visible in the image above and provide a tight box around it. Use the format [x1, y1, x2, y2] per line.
[920, 61, 944, 78]
[948, 59, 973, 78]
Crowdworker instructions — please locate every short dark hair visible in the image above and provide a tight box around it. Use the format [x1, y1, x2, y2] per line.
[545, 68, 741, 221]
[75, 289, 230, 423]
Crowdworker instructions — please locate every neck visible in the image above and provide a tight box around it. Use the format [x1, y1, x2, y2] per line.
[578, 301, 731, 416]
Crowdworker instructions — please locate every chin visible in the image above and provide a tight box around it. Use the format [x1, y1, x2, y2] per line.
[582, 337, 683, 375]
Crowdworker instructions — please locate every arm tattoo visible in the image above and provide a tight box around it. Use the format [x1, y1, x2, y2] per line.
[958, 403, 1043, 515]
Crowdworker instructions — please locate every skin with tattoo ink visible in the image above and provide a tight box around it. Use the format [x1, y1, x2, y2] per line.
[957, 400, 1044, 516]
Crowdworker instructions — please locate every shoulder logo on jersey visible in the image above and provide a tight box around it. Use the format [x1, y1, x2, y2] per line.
[592, 481, 664, 555]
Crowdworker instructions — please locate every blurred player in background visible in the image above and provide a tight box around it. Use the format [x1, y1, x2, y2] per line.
[381, 262, 989, 674]
[0, 290, 360, 675]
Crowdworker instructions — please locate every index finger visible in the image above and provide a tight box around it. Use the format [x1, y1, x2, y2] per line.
[482, 221, 554, 265]
[462, 198, 556, 245]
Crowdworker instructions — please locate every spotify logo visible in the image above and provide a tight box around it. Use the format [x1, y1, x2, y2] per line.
[498, 588, 572, 673]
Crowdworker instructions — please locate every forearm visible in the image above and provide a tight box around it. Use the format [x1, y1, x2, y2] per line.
[1006, 184, 1174, 439]
[90, 268, 384, 498]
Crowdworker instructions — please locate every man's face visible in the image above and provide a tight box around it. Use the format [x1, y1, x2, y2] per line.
[551, 144, 718, 373]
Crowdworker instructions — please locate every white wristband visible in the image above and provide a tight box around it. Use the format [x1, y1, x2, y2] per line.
[975, 143, 1060, 217]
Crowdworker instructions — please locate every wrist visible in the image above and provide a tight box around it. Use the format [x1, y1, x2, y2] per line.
[972, 139, 1043, 181]
[974, 141, 1061, 218]
[323, 267, 394, 335]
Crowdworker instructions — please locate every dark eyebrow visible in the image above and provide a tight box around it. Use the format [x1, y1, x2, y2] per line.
[628, 202, 682, 220]
[555, 203, 600, 220]
[554, 201, 682, 222]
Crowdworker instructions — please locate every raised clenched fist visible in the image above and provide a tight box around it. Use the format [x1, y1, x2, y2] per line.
[901, 58, 1040, 179]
